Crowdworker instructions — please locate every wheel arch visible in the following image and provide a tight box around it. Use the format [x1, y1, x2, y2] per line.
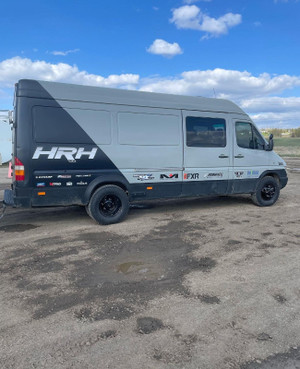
[83, 175, 129, 205]
[258, 170, 284, 189]
[266, 172, 280, 185]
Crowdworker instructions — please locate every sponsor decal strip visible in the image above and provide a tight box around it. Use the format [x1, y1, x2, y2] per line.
[204, 172, 223, 178]
[76, 181, 88, 186]
[234, 171, 244, 178]
[133, 174, 154, 181]
[184, 173, 199, 180]
[57, 174, 72, 179]
[160, 174, 178, 179]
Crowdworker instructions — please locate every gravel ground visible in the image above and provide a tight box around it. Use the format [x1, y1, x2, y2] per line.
[0, 159, 299, 369]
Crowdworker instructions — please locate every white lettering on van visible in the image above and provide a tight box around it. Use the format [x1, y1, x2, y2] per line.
[75, 147, 98, 160]
[33, 147, 58, 159]
[55, 147, 78, 161]
[32, 147, 98, 161]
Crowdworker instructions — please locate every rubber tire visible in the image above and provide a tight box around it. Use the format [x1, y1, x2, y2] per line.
[87, 185, 129, 225]
[85, 204, 92, 218]
[251, 176, 280, 207]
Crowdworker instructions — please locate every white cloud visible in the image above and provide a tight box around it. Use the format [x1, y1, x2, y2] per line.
[139, 69, 300, 128]
[240, 96, 300, 112]
[147, 39, 183, 58]
[140, 69, 300, 99]
[170, 5, 203, 30]
[0, 56, 300, 127]
[274, 0, 299, 3]
[50, 49, 80, 56]
[170, 5, 242, 38]
[250, 111, 300, 128]
[240, 97, 300, 127]
[0, 57, 139, 89]
[183, 0, 212, 4]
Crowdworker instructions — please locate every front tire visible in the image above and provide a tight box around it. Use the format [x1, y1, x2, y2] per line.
[87, 185, 129, 225]
[251, 176, 280, 207]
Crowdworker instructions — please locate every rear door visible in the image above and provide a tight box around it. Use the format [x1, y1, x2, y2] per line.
[182, 111, 231, 196]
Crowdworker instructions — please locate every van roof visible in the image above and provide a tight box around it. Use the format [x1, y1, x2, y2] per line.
[17, 79, 246, 115]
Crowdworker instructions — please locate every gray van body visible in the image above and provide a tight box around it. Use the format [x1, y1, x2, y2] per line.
[4, 79, 287, 222]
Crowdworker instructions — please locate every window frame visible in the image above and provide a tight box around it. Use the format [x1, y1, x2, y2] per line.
[235, 121, 266, 151]
[185, 116, 227, 148]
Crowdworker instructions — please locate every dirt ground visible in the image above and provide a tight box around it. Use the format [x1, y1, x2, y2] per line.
[0, 159, 299, 369]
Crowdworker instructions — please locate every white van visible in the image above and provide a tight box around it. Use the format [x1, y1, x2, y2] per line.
[2, 79, 288, 224]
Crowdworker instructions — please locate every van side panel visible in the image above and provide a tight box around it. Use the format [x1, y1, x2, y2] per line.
[13, 86, 129, 207]
[12, 79, 287, 210]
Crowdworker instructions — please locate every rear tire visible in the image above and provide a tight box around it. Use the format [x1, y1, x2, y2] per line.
[251, 176, 280, 207]
[87, 185, 129, 225]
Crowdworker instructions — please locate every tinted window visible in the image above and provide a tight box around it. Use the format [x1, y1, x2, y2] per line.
[236, 122, 265, 150]
[186, 117, 226, 147]
[33, 106, 111, 144]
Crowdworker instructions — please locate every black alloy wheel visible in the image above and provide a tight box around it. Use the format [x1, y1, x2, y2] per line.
[99, 194, 122, 217]
[87, 185, 129, 225]
[251, 176, 280, 207]
[261, 183, 276, 201]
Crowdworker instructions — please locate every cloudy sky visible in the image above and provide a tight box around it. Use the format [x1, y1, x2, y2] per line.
[1, 0, 300, 128]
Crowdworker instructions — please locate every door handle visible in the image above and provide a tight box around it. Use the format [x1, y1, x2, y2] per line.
[235, 154, 244, 158]
[219, 154, 229, 158]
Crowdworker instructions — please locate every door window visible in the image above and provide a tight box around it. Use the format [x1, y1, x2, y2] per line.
[236, 122, 265, 150]
[186, 117, 226, 147]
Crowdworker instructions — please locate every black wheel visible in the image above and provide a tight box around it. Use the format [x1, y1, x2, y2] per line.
[87, 185, 129, 225]
[251, 176, 280, 207]
[85, 204, 92, 218]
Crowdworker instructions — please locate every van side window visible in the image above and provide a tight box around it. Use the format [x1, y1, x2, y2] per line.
[236, 122, 265, 150]
[186, 117, 226, 147]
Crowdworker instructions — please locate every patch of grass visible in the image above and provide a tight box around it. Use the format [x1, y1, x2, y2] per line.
[279, 154, 300, 158]
[274, 137, 300, 147]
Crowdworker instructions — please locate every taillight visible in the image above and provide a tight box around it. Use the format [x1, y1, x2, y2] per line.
[15, 157, 25, 181]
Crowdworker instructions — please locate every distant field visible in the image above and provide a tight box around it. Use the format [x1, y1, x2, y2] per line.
[273, 137, 300, 157]
[274, 137, 300, 147]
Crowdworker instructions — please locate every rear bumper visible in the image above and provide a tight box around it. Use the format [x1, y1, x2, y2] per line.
[3, 187, 31, 207]
[11, 186, 85, 207]
[3, 189, 15, 206]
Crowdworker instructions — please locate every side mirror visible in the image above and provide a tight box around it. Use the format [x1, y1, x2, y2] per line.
[266, 133, 273, 151]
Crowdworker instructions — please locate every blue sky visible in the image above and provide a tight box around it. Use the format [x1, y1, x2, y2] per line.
[0, 0, 300, 129]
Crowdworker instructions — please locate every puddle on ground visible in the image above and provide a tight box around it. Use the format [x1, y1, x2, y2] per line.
[130, 203, 154, 210]
[241, 346, 300, 369]
[116, 261, 144, 274]
[4, 220, 217, 320]
[136, 317, 164, 334]
[0, 224, 39, 233]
